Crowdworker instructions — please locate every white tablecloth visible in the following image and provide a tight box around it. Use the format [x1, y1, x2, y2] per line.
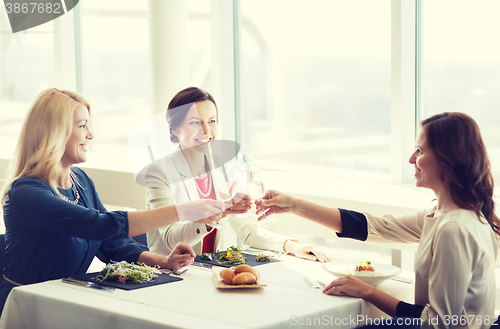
[0, 256, 414, 329]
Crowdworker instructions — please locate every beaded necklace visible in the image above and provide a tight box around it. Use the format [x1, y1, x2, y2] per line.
[60, 174, 80, 204]
[60, 187, 80, 204]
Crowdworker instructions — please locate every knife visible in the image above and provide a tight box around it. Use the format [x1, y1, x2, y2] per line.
[391, 276, 414, 284]
[158, 268, 189, 275]
[62, 278, 116, 293]
[191, 261, 212, 269]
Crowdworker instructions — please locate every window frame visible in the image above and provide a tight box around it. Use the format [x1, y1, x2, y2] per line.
[0, 0, 426, 213]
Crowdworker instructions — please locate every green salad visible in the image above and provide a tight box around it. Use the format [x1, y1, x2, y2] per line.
[199, 253, 213, 260]
[256, 254, 270, 262]
[95, 261, 158, 284]
[218, 245, 247, 265]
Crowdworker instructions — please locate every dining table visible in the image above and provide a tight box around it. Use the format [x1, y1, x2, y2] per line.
[0, 254, 415, 329]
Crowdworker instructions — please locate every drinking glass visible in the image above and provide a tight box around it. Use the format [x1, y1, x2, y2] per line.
[217, 180, 240, 205]
[247, 181, 277, 228]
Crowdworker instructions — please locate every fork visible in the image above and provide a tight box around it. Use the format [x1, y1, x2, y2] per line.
[172, 268, 189, 275]
[316, 279, 327, 289]
[62, 278, 115, 293]
[303, 277, 321, 289]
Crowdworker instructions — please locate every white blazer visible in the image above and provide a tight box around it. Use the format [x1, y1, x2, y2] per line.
[144, 148, 289, 256]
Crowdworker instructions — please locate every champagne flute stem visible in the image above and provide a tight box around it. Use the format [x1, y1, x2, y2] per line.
[207, 142, 216, 174]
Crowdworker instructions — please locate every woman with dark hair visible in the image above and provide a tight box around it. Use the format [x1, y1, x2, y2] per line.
[256, 112, 500, 328]
[144, 86, 329, 261]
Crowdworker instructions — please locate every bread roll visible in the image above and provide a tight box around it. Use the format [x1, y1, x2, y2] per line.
[232, 272, 257, 285]
[234, 264, 259, 278]
[220, 268, 236, 285]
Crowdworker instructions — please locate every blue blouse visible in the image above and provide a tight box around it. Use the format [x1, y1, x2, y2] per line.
[0, 167, 147, 312]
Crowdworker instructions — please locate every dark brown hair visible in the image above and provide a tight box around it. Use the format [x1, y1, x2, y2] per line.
[421, 112, 500, 236]
[167, 87, 218, 144]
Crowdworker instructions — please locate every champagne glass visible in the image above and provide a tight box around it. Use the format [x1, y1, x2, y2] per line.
[234, 179, 255, 218]
[204, 182, 237, 230]
[247, 181, 277, 228]
[214, 180, 244, 226]
[217, 180, 240, 206]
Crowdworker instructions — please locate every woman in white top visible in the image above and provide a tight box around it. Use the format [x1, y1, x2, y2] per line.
[256, 112, 500, 329]
[144, 86, 329, 262]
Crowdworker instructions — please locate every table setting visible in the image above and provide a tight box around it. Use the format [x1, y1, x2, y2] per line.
[0, 249, 415, 329]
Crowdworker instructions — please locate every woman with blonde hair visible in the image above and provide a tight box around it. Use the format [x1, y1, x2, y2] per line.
[0, 88, 223, 313]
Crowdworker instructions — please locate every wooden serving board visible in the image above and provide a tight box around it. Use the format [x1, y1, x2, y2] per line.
[212, 267, 266, 289]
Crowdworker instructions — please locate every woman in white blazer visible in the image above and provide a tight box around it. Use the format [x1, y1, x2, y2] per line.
[144, 87, 329, 262]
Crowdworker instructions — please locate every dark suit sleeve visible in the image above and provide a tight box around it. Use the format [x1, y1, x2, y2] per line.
[396, 301, 425, 318]
[97, 238, 148, 264]
[336, 209, 368, 241]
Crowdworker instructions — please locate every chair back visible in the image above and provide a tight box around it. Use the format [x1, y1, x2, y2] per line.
[0, 234, 5, 275]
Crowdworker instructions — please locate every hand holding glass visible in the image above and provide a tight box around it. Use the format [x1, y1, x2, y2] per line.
[217, 180, 239, 208]
[217, 181, 254, 220]
[176, 199, 224, 227]
[247, 181, 276, 228]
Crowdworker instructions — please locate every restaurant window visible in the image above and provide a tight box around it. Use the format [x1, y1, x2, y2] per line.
[78, 0, 149, 168]
[239, 0, 392, 186]
[78, 0, 213, 170]
[0, 13, 55, 158]
[421, 0, 500, 184]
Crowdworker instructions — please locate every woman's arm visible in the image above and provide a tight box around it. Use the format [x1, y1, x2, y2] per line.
[283, 240, 330, 263]
[137, 243, 196, 270]
[323, 275, 400, 316]
[256, 190, 343, 232]
[228, 214, 329, 262]
[7, 172, 222, 243]
[145, 179, 213, 250]
[128, 200, 222, 237]
[290, 197, 343, 232]
[145, 159, 216, 250]
[257, 190, 425, 244]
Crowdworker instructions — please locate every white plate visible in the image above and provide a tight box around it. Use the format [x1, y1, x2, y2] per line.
[322, 261, 402, 286]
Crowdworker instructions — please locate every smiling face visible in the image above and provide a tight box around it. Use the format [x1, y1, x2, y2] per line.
[172, 100, 218, 151]
[61, 105, 93, 167]
[409, 128, 443, 191]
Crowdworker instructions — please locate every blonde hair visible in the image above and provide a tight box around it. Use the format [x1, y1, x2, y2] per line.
[1, 88, 92, 205]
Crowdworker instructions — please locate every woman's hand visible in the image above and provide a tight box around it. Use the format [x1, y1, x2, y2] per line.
[322, 275, 374, 299]
[255, 190, 296, 221]
[176, 199, 224, 224]
[164, 243, 196, 270]
[284, 240, 330, 263]
[221, 192, 252, 217]
[138, 243, 195, 270]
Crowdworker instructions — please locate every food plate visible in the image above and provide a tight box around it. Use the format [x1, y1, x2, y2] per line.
[71, 272, 182, 290]
[322, 261, 402, 287]
[195, 252, 281, 268]
[212, 267, 266, 289]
